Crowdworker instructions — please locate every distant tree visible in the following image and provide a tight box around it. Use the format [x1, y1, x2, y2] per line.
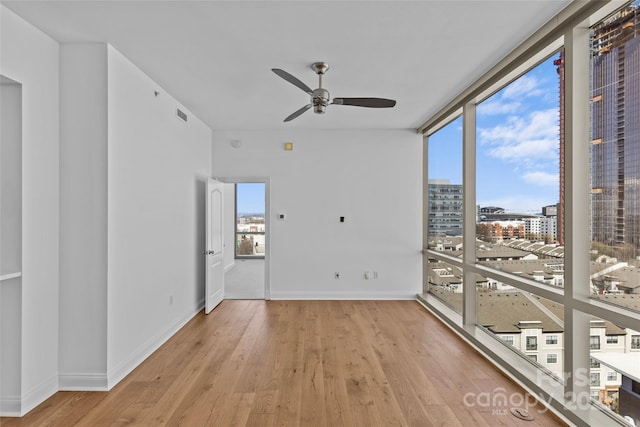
[590, 241, 639, 262]
[476, 223, 493, 243]
[616, 243, 637, 262]
[238, 237, 254, 255]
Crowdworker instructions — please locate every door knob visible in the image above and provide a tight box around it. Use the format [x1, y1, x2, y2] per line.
[202, 250, 215, 255]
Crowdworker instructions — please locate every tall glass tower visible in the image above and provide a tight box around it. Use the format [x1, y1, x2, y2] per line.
[591, 4, 640, 248]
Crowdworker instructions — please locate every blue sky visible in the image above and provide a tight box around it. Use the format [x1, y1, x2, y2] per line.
[236, 183, 265, 215]
[429, 54, 561, 213]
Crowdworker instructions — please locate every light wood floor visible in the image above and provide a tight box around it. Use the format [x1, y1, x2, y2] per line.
[1, 300, 566, 426]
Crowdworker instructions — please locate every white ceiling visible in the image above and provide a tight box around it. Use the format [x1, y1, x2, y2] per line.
[2, 0, 571, 131]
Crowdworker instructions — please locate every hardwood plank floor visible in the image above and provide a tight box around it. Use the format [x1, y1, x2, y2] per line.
[0, 300, 566, 426]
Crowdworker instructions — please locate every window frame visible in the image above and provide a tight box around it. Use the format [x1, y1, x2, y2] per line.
[590, 372, 601, 387]
[606, 335, 618, 344]
[526, 336, 538, 351]
[632, 335, 640, 350]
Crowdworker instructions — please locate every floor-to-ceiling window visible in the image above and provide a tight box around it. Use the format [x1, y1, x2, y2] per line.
[420, 2, 640, 426]
[474, 54, 567, 380]
[425, 115, 464, 313]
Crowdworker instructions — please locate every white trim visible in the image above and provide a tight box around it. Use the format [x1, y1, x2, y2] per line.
[106, 303, 202, 390]
[18, 374, 58, 417]
[58, 373, 108, 391]
[422, 134, 429, 294]
[563, 19, 592, 404]
[0, 396, 21, 417]
[269, 291, 417, 300]
[462, 101, 476, 325]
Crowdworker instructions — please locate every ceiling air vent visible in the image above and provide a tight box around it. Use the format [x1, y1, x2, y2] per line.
[176, 108, 188, 122]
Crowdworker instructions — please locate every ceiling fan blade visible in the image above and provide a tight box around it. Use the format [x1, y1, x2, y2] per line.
[272, 68, 313, 95]
[332, 97, 396, 108]
[284, 104, 312, 122]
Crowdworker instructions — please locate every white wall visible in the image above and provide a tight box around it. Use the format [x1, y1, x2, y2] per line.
[58, 44, 212, 390]
[58, 44, 109, 388]
[212, 130, 422, 299]
[106, 46, 211, 385]
[0, 5, 60, 415]
[0, 78, 23, 412]
[1, 79, 22, 275]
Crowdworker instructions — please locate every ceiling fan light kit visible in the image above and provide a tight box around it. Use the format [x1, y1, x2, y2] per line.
[272, 62, 396, 122]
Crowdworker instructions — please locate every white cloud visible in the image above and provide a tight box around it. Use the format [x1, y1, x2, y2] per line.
[501, 75, 544, 100]
[477, 100, 521, 115]
[478, 75, 546, 116]
[476, 68, 560, 212]
[478, 108, 559, 163]
[522, 171, 559, 186]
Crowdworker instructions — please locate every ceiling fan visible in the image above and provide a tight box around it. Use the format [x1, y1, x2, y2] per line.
[272, 62, 396, 122]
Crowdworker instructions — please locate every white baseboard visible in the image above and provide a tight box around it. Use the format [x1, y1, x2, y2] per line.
[106, 302, 204, 390]
[1, 302, 207, 417]
[16, 374, 58, 417]
[59, 373, 108, 391]
[268, 291, 417, 300]
[0, 396, 21, 417]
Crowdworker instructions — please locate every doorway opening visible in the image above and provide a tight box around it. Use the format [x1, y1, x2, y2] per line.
[222, 179, 269, 299]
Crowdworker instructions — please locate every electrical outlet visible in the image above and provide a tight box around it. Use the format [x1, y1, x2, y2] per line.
[373, 272, 379, 279]
[169, 295, 174, 305]
[334, 272, 340, 279]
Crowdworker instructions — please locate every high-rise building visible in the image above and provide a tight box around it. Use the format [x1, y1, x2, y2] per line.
[590, 4, 640, 248]
[428, 179, 463, 236]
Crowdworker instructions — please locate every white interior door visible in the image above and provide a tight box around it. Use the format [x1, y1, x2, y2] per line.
[205, 178, 224, 314]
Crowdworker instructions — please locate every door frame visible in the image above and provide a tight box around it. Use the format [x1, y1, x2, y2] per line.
[215, 176, 271, 300]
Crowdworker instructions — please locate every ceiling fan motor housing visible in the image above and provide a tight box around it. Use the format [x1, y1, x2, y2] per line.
[312, 88, 330, 114]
